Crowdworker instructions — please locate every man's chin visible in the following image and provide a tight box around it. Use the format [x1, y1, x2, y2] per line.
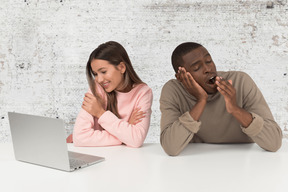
[206, 87, 218, 95]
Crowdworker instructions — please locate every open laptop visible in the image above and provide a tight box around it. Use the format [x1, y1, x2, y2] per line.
[8, 112, 104, 172]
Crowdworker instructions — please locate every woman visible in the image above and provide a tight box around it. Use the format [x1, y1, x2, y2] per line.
[67, 41, 153, 147]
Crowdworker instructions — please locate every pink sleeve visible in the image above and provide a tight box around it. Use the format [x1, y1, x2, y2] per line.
[73, 108, 122, 146]
[98, 88, 153, 148]
[73, 87, 122, 147]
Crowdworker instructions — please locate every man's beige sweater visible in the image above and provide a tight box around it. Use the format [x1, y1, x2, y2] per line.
[160, 71, 282, 156]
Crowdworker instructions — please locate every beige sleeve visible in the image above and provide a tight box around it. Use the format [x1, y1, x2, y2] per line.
[160, 84, 201, 156]
[240, 72, 282, 152]
[241, 112, 282, 152]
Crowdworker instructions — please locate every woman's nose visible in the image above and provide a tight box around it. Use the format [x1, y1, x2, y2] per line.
[96, 74, 103, 83]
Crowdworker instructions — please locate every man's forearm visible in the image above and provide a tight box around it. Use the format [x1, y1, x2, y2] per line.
[189, 99, 207, 121]
[231, 106, 253, 128]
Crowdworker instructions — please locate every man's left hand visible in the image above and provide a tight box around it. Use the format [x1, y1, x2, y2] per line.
[215, 76, 237, 114]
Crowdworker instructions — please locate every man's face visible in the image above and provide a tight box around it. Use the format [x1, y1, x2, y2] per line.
[182, 46, 218, 94]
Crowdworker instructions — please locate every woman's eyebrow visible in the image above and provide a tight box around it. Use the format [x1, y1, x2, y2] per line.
[96, 67, 107, 72]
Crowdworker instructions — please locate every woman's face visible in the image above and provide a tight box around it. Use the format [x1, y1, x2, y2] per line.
[91, 59, 126, 92]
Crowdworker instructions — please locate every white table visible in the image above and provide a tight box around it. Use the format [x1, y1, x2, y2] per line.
[1, 141, 288, 192]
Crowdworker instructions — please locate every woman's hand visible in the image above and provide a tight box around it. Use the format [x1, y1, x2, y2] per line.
[66, 134, 73, 143]
[128, 107, 146, 125]
[82, 93, 106, 118]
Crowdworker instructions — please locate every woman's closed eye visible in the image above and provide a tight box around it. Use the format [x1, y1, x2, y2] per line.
[92, 72, 98, 77]
[100, 71, 107, 74]
[92, 71, 106, 77]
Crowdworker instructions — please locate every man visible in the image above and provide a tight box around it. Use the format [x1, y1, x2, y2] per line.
[160, 42, 282, 156]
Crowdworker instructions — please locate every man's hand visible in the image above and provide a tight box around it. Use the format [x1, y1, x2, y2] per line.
[128, 107, 146, 125]
[216, 76, 252, 127]
[82, 93, 106, 118]
[176, 67, 208, 121]
[215, 77, 237, 114]
[176, 67, 208, 101]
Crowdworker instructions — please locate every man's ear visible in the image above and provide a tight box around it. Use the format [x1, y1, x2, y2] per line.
[117, 62, 126, 74]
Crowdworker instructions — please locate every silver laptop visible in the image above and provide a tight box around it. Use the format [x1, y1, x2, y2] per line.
[8, 112, 105, 172]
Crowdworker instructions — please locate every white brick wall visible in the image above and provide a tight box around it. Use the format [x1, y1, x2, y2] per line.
[0, 0, 287, 143]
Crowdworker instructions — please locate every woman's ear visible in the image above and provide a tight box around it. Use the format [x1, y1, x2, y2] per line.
[117, 62, 126, 74]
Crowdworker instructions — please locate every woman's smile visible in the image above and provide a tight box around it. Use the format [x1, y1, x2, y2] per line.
[91, 59, 125, 93]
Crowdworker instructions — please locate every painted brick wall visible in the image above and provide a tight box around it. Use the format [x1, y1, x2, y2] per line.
[0, 0, 287, 143]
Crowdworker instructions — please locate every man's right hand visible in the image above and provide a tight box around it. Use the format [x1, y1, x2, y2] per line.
[176, 67, 208, 121]
[176, 67, 208, 102]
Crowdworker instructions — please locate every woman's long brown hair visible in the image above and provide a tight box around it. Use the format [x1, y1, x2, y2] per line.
[86, 41, 143, 118]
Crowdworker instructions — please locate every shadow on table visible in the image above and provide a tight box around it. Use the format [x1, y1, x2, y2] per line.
[175, 143, 256, 156]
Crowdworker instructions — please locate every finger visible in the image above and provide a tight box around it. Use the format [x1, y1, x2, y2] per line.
[84, 93, 94, 101]
[216, 77, 229, 96]
[82, 101, 89, 111]
[217, 86, 228, 97]
[85, 93, 94, 97]
[222, 81, 234, 96]
[133, 119, 143, 125]
[186, 72, 196, 85]
[135, 113, 146, 119]
[217, 84, 232, 97]
[82, 100, 92, 109]
[82, 100, 87, 106]
[181, 70, 191, 88]
[216, 77, 232, 86]
[182, 72, 190, 86]
[83, 96, 91, 102]
[82, 103, 88, 111]
[175, 73, 181, 81]
[131, 108, 141, 117]
[179, 67, 187, 76]
[178, 67, 186, 82]
[184, 72, 196, 89]
[133, 111, 146, 119]
[84, 96, 96, 105]
[216, 78, 233, 96]
[133, 107, 141, 113]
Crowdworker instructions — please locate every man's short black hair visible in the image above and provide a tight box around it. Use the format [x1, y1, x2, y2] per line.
[171, 42, 203, 73]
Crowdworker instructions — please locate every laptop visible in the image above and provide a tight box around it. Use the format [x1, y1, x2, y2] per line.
[8, 112, 105, 172]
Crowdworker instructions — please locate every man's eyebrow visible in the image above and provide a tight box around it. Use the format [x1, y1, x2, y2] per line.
[190, 60, 201, 67]
[204, 53, 211, 58]
[189, 53, 211, 66]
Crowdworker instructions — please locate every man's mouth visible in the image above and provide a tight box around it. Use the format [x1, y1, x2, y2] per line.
[207, 76, 216, 84]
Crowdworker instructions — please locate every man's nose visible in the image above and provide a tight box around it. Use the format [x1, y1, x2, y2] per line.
[203, 63, 211, 73]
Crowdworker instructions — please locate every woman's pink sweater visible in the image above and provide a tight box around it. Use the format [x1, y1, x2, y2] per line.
[73, 83, 153, 148]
